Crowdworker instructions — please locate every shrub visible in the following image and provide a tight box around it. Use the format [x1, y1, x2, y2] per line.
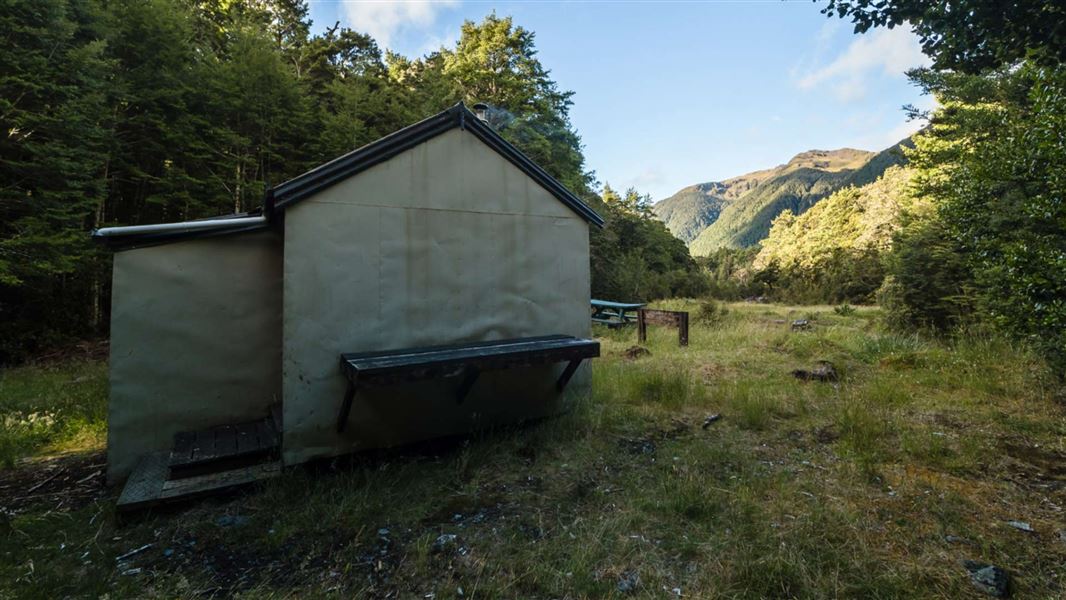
[834, 304, 856, 317]
[697, 299, 729, 326]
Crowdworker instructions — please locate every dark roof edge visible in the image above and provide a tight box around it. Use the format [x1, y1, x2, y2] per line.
[95, 220, 273, 251]
[271, 102, 604, 227]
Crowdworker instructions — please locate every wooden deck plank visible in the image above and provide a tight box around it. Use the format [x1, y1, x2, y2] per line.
[193, 429, 214, 463]
[169, 417, 280, 475]
[160, 461, 281, 499]
[213, 425, 238, 460]
[171, 431, 195, 462]
[117, 452, 169, 512]
[119, 457, 282, 513]
[235, 422, 257, 455]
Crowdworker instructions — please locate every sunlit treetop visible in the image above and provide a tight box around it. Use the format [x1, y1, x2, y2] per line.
[820, 0, 1066, 72]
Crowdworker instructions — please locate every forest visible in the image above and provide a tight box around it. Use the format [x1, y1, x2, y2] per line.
[0, 0, 700, 363]
[2, 0, 1063, 374]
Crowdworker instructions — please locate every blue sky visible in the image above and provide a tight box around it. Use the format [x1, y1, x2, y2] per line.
[306, 1, 933, 200]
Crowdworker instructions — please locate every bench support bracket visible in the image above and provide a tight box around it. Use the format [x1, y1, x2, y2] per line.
[337, 378, 357, 433]
[556, 359, 583, 392]
[456, 367, 480, 404]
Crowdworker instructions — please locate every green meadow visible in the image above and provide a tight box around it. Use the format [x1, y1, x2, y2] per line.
[2, 302, 1064, 598]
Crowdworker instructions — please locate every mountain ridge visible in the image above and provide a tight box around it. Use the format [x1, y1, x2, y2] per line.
[653, 142, 909, 254]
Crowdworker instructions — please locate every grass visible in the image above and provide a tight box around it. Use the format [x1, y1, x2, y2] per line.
[0, 359, 107, 467]
[2, 301, 1064, 598]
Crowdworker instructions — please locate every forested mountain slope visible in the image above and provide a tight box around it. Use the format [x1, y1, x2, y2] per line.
[652, 183, 731, 243]
[754, 165, 915, 270]
[656, 143, 910, 255]
[652, 165, 779, 243]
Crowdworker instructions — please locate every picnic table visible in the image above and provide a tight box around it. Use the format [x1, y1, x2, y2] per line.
[591, 299, 645, 328]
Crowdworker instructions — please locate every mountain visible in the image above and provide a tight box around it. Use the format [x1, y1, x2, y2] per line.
[753, 164, 916, 271]
[652, 183, 730, 244]
[654, 142, 910, 255]
[653, 167, 778, 242]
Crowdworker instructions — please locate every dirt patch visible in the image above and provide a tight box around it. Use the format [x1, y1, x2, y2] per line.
[813, 426, 840, 444]
[126, 528, 357, 596]
[617, 421, 691, 456]
[0, 451, 107, 514]
[423, 493, 508, 528]
[792, 361, 839, 382]
[698, 362, 730, 383]
[932, 413, 965, 430]
[1001, 442, 1066, 492]
[623, 346, 651, 360]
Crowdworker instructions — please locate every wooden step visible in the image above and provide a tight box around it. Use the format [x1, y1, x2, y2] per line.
[168, 417, 279, 479]
[117, 451, 281, 513]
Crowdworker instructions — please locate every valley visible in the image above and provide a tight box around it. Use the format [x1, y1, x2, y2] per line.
[654, 141, 910, 255]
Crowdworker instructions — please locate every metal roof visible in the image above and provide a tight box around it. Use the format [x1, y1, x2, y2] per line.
[270, 102, 604, 226]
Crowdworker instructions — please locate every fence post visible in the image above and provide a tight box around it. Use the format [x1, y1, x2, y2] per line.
[678, 311, 689, 346]
[637, 308, 647, 343]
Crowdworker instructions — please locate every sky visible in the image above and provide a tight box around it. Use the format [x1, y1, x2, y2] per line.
[305, 0, 934, 200]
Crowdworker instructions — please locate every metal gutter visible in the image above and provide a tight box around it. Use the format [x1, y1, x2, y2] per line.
[92, 215, 268, 238]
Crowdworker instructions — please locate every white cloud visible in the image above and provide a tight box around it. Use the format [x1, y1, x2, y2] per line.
[341, 0, 460, 50]
[796, 27, 929, 102]
[617, 167, 666, 196]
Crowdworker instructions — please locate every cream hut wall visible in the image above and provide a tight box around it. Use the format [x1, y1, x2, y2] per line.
[94, 103, 604, 484]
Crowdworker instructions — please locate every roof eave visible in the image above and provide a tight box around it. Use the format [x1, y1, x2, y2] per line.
[271, 103, 604, 228]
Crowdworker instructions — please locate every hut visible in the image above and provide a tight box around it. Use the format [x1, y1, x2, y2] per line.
[94, 103, 603, 506]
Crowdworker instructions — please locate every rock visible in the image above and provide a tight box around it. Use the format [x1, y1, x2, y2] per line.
[701, 414, 722, 429]
[963, 561, 1010, 597]
[432, 534, 458, 554]
[617, 571, 640, 594]
[377, 528, 390, 537]
[623, 346, 651, 360]
[215, 515, 249, 528]
[1006, 521, 1033, 532]
[791, 319, 811, 331]
[792, 361, 838, 382]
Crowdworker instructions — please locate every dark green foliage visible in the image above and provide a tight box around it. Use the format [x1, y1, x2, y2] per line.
[754, 249, 887, 305]
[834, 304, 856, 317]
[885, 64, 1066, 369]
[653, 183, 731, 243]
[590, 186, 707, 302]
[821, 0, 1066, 73]
[0, 0, 111, 358]
[696, 298, 729, 325]
[0, 4, 704, 362]
[825, 1, 1066, 371]
[698, 247, 762, 300]
[879, 215, 973, 332]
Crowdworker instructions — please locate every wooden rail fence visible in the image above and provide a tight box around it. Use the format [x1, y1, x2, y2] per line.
[637, 309, 689, 346]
